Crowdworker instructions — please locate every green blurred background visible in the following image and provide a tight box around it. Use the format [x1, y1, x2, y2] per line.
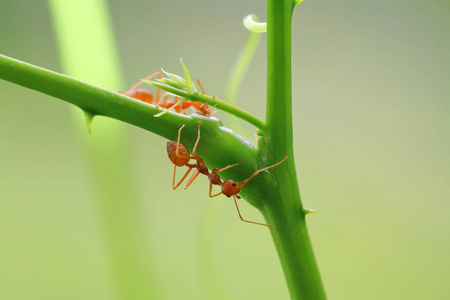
[1, 0, 449, 299]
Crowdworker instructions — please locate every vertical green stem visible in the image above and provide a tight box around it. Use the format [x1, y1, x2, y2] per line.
[258, 0, 327, 299]
[266, 0, 293, 146]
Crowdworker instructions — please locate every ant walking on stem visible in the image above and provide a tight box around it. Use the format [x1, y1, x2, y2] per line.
[120, 71, 211, 116]
[166, 121, 287, 229]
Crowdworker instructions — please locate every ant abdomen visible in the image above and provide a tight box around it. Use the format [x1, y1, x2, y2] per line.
[126, 88, 155, 104]
[167, 141, 191, 166]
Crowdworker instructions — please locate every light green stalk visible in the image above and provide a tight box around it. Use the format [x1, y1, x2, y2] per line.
[47, 0, 160, 298]
[225, 17, 263, 133]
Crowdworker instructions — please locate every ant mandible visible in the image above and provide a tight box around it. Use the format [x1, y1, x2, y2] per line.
[167, 121, 239, 191]
[167, 121, 287, 229]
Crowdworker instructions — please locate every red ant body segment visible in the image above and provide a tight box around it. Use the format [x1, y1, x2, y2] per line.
[166, 123, 209, 190]
[125, 88, 156, 104]
[207, 156, 287, 229]
[182, 79, 211, 116]
[166, 121, 287, 229]
[213, 156, 288, 198]
[166, 125, 197, 189]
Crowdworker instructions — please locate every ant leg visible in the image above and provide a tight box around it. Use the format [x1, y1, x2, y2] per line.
[124, 70, 161, 95]
[175, 124, 185, 157]
[191, 122, 208, 166]
[173, 166, 193, 190]
[197, 79, 205, 94]
[209, 182, 222, 197]
[156, 71, 162, 102]
[233, 196, 271, 229]
[213, 161, 243, 173]
[157, 92, 170, 108]
[174, 124, 195, 160]
[173, 97, 185, 114]
[184, 170, 201, 190]
[239, 156, 288, 188]
[195, 80, 212, 116]
[192, 121, 202, 156]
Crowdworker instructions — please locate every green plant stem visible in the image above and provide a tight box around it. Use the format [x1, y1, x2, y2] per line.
[0, 54, 264, 192]
[257, 0, 327, 299]
[0, 1, 328, 294]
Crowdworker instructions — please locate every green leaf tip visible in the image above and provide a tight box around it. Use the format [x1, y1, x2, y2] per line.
[159, 68, 187, 90]
[84, 111, 95, 134]
[243, 14, 266, 33]
[294, 0, 305, 7]
[303, 207, 318, 215]
[180, 59, 197, 94]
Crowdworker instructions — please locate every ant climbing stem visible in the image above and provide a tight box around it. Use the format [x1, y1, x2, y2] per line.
[120, 70, 181, 114]
[166, 121, 287, 229]
[208, 162, 243, 197]
[120, 71, 211, 115]
[210, 156, 288, 229]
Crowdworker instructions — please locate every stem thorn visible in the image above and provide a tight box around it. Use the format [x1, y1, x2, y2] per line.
[84, 111, 95, 134]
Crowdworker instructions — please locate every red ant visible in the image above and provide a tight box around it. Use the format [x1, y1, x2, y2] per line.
[180, 80, 211, 116]
[120, 71, 211, 116]
[167, 121, 287, 229]
[205, 156, 287, 229]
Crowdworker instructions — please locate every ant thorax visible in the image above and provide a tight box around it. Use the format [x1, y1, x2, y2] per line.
[197, 165, 209, 176]
[208, 172, 222, 185]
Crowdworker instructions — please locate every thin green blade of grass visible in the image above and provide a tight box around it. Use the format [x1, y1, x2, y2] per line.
[47, 0, 161, 298]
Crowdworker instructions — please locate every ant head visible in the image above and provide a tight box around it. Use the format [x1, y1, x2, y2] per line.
[222, 179, 241, 197]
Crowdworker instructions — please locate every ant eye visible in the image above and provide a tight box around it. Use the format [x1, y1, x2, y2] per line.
[232, 182, 237, 186]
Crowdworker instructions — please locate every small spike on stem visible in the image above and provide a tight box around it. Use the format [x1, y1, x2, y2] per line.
[303, 207, 318, 215]
[84, 111, 95, 134]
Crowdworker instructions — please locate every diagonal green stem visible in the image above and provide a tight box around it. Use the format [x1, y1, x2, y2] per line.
[0, 54, 262, 195]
